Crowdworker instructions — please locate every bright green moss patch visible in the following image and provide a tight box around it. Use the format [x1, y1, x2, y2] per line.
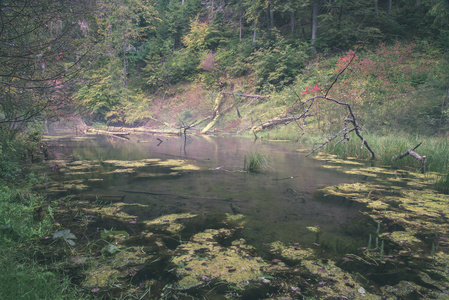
[269, 241, 314, 261]
[143, 213, 197, 233]
[172, 230, 266, 290]
[82, 264, 121, 288]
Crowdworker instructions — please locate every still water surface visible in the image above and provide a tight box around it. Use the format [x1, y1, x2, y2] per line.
[50, 134, 369, 253]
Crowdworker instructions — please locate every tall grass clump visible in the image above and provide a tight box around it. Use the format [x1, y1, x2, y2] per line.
[244, 152, 266, 173]
[326, 132, 449, 173]
[435, 172, 449, 194]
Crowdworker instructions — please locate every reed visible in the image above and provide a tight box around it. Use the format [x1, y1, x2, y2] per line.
[434, 173, 449, 194]
[326, 132, 449, 173]
[244, 152, 266, 173]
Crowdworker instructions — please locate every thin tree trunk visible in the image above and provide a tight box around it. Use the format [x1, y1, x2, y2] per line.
[269, 0, 274, 29]
[290, 10, 295, 33]
[122, 15, 129, 102]
[239, 16, 242, 41]
[374, 0, 379, 16]
[253, 22, 257, 45]
[387, 0, 392, 16]
[311, 0, 319, 54]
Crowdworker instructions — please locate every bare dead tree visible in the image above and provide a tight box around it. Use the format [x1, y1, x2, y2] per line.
[250, 49, 376, 160]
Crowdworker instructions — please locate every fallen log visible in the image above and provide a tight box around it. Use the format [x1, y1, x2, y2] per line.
[393, 142, 426, 173]
[250, 114, 309, 133]
[88, 128, 130, 140]
[201, 93, 225, 134]
[221, 91, 269, 99]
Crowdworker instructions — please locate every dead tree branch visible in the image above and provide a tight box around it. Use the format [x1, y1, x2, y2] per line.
[250, 114, 311, 133]
[393, 142, 426, 173]
[248, 48, 375, 160]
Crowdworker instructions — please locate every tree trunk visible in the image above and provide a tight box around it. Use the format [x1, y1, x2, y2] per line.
[311, 0, 319, 54]
[374, 0, 379, 16]
[200, 94, 224, 134]
[123, 28, 129, 102]
[387, 0, 392, 16]
[239, 16, 242, 41]
[290, 10, 295, 33]
[253, 22, 257, 45]
[269, 0, 274, 29]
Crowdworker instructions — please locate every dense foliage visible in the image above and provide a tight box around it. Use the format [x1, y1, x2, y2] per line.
[69, 0, 449, 129]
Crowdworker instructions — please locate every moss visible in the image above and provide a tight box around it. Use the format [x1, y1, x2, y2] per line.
[269, 241, 314, 261]
[302, 259, 379, 299]
[172, 229, 267, 290]
[143, 213, 197, 233]
[388, 231, 422, 246]
[101, 159, 158, 168]
[156, 159, 201, 171]
[82, 264, 121, 288]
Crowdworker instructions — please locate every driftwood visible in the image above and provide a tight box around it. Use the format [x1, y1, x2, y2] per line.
[88, 128, 130, 140]
[393, 142, 426, 173]
[97, 126, 179, 136]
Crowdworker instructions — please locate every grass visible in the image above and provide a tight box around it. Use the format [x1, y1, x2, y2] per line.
[243, 152, 266, 173]
[0, 167, 91, 299]
[434, 173, 449, 194]
[317, 131, 449, 193]
[0, 255, 87, 300]
[323, 132, 449, 173]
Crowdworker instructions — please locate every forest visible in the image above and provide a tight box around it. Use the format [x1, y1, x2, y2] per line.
[1, 0, 449, 299]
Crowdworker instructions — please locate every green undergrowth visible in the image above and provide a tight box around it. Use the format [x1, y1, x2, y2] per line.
[0, 131, 91, 299]
[0, 252, 87, 300]
[0, 184, 90, 299]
